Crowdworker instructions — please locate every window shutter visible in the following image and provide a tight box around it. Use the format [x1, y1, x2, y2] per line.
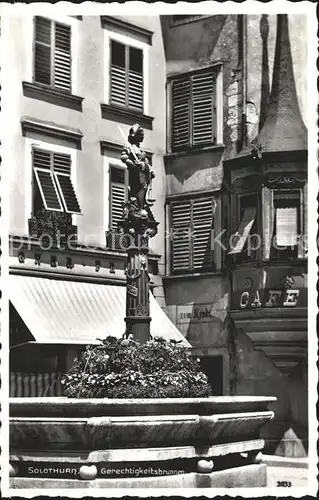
[171, 201, 192, 272]
[192, 198, 214, 269]
[33, 150, 63, 211]
[34, 17, 52, 86]
[110, 166, 127, 230]
[52, 152, 71, 175]
[53, 153, 81, 214]
[128, 46, 143, 111]
[110, 40, 127, 108]
[172, 78, 191, 150]
[54, 22, 71, 92]
[192, 71, 216, 146]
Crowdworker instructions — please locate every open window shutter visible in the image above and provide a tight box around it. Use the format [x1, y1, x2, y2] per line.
[128, 46, 143, 111]
[192, 71, 216, 146]
[262, 187, 274, 259]
[192, 198, 215, 270]
[54, 22, 71, 92]
[53, 153, 81, 214]
[33, 149, 63, 211]
[228, 207, 256, 254]
[276, 207, 298, 246]
[110, 166, 127, 230]
[171, 201, 192, 272]
[34, 17, 52, 86]
[172, 78, 191, 150]
[110, 40, 126, 107]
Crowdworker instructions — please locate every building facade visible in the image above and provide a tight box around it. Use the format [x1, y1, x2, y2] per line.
[3, 12, 308, 457]
[160, 14, 308, 457]
[4, 13, 185, 397]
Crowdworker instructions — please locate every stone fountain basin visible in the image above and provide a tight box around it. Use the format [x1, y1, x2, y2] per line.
[10, 396, 275, 451]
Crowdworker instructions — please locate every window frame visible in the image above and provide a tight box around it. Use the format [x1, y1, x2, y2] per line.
[168, 64, 223, 153]
[104, 28, 149, 115]
[109, 39, 144, 112]
[232, 192, 259, 261]
[109, 163, 129, 231]
[271, 188, 302, 260]
[26, 14, 78, 95]
[104, 156, 128, 232]
[25, 138, 78, 234]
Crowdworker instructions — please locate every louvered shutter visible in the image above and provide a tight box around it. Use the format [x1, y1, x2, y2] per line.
[172, 78, 191, 150]
[110, 166, 127, 230]
[34, 17, 52, 86]
[192, 71, 216, 146]
[52, 152, 71, 175]
[192, 198, 215, 269]
[53, 153, 81, 214]
[110, 40, 126, 107]
[171, 201, 192, 272]
[33, 149, 63, 211]
[128, 46, 143, 111]
[54, 22, 71, 92]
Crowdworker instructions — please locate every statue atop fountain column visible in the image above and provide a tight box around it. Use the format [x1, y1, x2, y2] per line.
[120, 124, 158, 240]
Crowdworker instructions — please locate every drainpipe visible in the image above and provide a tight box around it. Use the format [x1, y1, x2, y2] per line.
[241, 14, 248, 149]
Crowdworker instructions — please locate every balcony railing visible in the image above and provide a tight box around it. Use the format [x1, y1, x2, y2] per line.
[105, 229, 132, 252]
[10, 372, 64, 397]
[28, 210, 77, 247]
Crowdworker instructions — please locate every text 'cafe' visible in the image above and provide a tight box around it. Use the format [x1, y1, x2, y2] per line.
[233, 289, 306, 309]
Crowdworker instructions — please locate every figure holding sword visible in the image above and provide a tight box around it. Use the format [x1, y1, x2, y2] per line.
[119, 124, 155, 213]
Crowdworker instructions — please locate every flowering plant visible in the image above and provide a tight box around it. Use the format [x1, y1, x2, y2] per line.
[61, 336, 212, 399]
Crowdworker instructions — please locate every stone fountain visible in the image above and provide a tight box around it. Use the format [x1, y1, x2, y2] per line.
[9, 124, 275, 489]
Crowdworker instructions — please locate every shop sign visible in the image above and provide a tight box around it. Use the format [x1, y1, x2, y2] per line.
[178, 305, 213, 322]
[127, 284, 138, 297]
[232, 288, 305, 310]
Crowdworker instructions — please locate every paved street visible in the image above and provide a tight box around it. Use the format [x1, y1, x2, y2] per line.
[266, 465, 308, 488]
[263, 456, 308, 488]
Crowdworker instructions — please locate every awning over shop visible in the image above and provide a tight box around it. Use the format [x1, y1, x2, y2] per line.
[9, 275, 189, 346]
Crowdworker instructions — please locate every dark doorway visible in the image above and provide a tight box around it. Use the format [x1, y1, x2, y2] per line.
[200, 356, 223, 395]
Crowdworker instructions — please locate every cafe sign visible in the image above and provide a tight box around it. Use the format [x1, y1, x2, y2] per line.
[232, 288, 306, 310]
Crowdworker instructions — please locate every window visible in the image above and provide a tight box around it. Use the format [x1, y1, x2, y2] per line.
[109, 165, 128, 230]
[32, 148, 81, 216]
[271, 190, 301, 259]
[170, 198, 216, 273]
[228, 194, 258, 259]
[34, 16, 71, 92]
[171, 69, 217, 151]
[110, 40, 143, 112]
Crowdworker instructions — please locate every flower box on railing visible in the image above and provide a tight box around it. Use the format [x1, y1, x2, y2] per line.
[28, 216, 78, 247]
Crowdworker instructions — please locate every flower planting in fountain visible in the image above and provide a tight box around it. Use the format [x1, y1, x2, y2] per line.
[61, 336, 213, 399]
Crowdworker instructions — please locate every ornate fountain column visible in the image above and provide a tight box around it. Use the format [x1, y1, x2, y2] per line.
[119, 124, 158, 344]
